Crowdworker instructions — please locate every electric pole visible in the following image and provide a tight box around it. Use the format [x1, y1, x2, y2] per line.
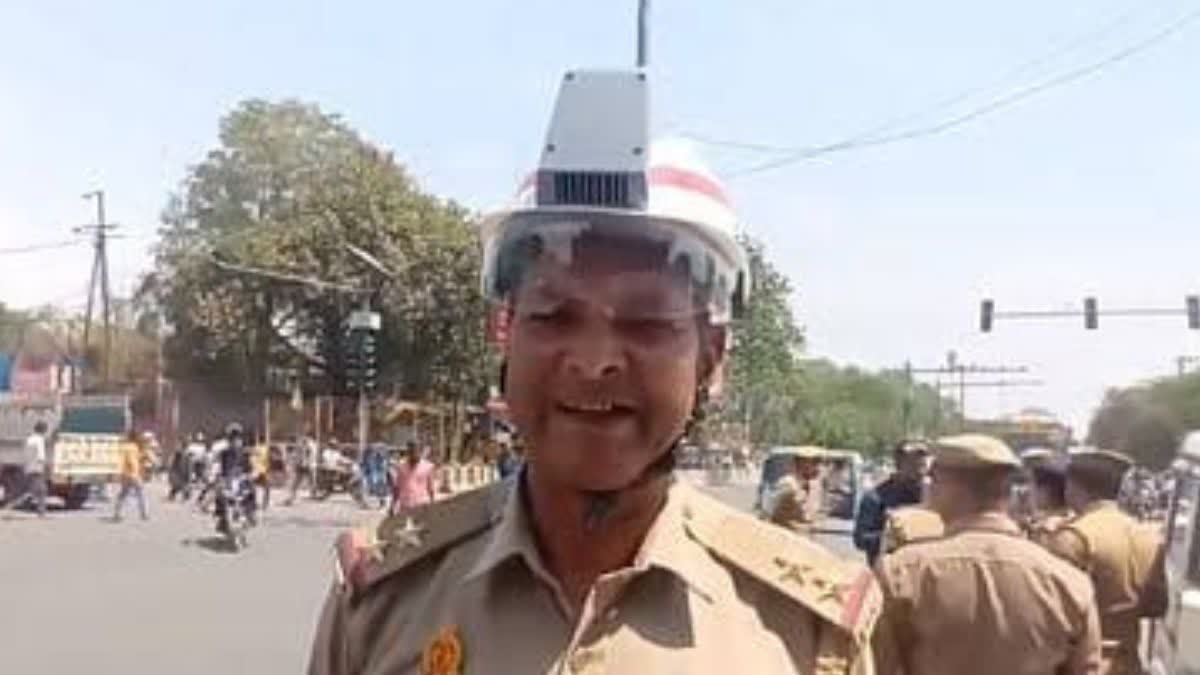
[75, 190, 118, 388]
[1177, 355, 1200, 376]
[905, 351, 1035, 431]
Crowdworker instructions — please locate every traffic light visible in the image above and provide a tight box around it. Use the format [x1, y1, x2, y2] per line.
[1084, 297, 1098, 330]
[980, 299, 994, 333]
[343, 330, 364, 393]
[360, 330, 378, 393]
[1188, 295, 1200, 330]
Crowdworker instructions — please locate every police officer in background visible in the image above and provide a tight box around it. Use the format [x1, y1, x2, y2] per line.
[854, 440, 930, 565]
[307, 69, 881, 674]
[1045, 449, 1168, 675]
[768, 446, 826, 533]
[1026, 455, 1071, 547]
[873, 434, 1101, 675]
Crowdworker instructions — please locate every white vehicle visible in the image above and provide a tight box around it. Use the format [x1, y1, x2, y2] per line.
[1147, 431, 1200, 675]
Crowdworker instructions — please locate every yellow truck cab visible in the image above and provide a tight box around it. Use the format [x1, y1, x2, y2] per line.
[1147, 431, 1200, 675]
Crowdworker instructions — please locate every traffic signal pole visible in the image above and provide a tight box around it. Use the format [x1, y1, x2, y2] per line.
[980, 296, 1200, 332]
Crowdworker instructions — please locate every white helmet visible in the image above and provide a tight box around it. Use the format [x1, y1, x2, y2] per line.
[480, 69, 748, 324]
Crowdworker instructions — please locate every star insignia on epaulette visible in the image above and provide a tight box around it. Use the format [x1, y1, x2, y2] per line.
[392, 516, 428, 549]
[813, 578, 848, 604]
[774, 556, 815, 587]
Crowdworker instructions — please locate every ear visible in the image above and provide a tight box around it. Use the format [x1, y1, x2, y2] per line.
[699, 325, 728, 398]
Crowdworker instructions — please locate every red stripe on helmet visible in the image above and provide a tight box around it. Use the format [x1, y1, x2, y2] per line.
[648, 166, 731, 207]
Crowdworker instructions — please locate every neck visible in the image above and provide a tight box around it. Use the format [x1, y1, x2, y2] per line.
[525, 464, 670, 611]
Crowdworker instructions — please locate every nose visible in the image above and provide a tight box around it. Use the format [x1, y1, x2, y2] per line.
[562, 319, 626, 381]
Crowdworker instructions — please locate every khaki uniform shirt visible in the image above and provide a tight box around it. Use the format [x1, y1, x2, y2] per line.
[873, 512, 1102, 675]
[880, 506, 943, 555]
[770, 474, 825, 533]
[1026, 508, 1072, 548]
[1046, 501, 1168, 675]
[309, 477, 881, 675]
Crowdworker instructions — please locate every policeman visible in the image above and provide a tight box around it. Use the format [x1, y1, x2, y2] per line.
[878, 480, 943, 557]
[768, 446, 827, 533]
[307, 70, 881, 674]
[1046, 449, 1168, 675]
[873, 434, 1101, 675]
[1026, 455, 1071, 547]
[853, 440, 930, 565]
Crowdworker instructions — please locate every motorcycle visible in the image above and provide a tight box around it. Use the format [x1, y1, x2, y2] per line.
[216, 475, 255, 551]
[311, 462, 367, 507]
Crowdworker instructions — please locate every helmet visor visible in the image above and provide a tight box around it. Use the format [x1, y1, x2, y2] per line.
[483, 211, 745, 324]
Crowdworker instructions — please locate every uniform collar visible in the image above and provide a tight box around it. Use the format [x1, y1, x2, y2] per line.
[463, 474, 717, 602]
[945, 511, 1022, 536]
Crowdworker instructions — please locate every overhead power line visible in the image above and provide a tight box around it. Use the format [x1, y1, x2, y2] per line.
[689, 1, 1153, 155]
[0, 239, 84, 255]
[694, 5, 1200, 178]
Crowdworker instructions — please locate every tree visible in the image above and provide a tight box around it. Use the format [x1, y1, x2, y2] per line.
[708, 236, 952, 456]
[151, 99, 489, 404]
[721, 236, 806, 445]
[1087, 374, 1200, 469]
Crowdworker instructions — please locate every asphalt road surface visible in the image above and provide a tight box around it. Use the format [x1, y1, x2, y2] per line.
[0, 472, 859, 675]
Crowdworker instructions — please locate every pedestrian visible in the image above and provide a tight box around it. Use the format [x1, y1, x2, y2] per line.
[495, 439, 520, 480]
[113, 432, 149, 522]
[285, 435, 317, 506]
[853, 439, 930, 565]
[767, 446, 826, 533]
[20, 420, 50, 517]
[185, 431, 208, 485]
[1045, 449, 1169, 675]
[167, 443, 191, 501]
[387, 441, 436, 515]
[360, 442, 388, 508]
[250, 436, 271, 511]
[307, 71, 879, 674]
[872, 433, 1102, 675]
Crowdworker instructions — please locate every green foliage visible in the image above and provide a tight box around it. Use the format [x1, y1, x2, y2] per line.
[710, 237, 953, 457]
[1087, 375, 1200, 469]
[151, 99, 489, 401]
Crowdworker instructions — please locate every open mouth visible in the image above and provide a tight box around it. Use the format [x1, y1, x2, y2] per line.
[556, 399, 636, 420]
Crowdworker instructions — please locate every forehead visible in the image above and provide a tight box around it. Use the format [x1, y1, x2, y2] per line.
[514, 237, 695, 302]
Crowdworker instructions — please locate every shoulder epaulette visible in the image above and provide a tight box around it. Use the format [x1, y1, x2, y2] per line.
[333, 478, 513, 597]
[681, 485, 881, 645]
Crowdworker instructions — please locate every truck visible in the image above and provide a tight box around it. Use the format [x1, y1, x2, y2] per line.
[0, 393, 130, 509]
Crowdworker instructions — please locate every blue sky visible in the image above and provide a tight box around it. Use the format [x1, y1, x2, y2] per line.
[2, 0, 1199, 431]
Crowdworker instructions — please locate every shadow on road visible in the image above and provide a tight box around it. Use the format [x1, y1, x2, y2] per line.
[266, 514, 358, 530]
[182, 535, 240, 554]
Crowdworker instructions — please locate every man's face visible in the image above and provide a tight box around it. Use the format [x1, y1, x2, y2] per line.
[504, 243, 720, 492]
[896, 452, 930, 483]
[797, 458, 820, 480]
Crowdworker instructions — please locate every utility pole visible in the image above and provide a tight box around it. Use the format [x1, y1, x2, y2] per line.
[1177, 355, 1200, 376]
[76, 190, 118, 388]
[906, 351, 1033, 430]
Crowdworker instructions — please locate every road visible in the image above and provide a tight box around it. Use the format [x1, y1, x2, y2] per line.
[0, 473, 859, 675]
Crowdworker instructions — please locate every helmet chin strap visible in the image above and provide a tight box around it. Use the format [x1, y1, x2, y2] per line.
[581, 441, 678, 531]
[580, 381, 707, 531]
